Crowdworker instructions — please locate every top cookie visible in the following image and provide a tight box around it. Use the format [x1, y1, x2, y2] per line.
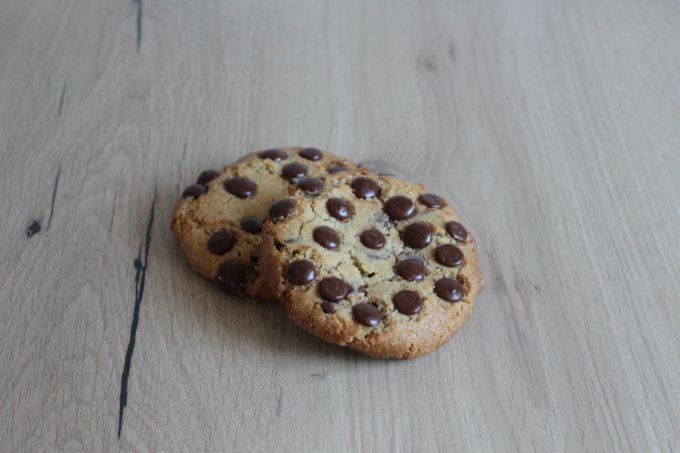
[259, 169, 483, 358]
[171, 147, 357, 299]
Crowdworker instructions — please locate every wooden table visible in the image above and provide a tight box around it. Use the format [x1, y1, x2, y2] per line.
[1, 1, 679, 451]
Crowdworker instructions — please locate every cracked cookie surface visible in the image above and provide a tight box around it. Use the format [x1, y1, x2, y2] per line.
[260, 169, 483, 358]
[171, 148, 357, 299]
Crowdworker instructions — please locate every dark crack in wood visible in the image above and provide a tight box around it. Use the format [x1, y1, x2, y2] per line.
[109, 192, 117, 234]
[117, 188, 157, 437]
[47, 164, 61, 230]
[26, 220, 41, 237]
[134, 0, 143, 52]
[57, 81, 67, 116]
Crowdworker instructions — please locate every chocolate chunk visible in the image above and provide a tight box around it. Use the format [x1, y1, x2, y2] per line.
[240, 216, 263, 234]
[298, 147, 323, 161]
[326, 198, 354, 221]
[287, 260, 316, 285]
[360, 228, 386, 250]
[207, 229, 235, 255]
[435, 244, 464, 267]
[196, 169, 219, 185]
[313, 226, 341, 250]
[392, 290, 423, 315]
[224, 176, 256, 199]
[352, 303, 383, 327]
[257, 149, 287, 161]
[384, 195, 415, 220]
[281, 162, 308, 181]
[418, 193, 446, 208]
[320, 301, 336, 314]
[318, 277, 349, 302]
[395, 258, 427, 281]
[350, 176, 381, 199]
[182, 184, 206, 199]
[297, 177, 325, 194]
[402, 222, 432, 249]
[269, 198, 296, 220]
[216, 259, 247, 292]
[445, 221, 468, 242]
[434, 278, 464, 302]
[327, 163, 348, 174]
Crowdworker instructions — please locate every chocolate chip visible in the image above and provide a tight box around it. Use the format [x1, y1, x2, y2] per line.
[257, 149, 287, 161]
[297, 177, 325, 194]
[318, 277, 349, 302]
[320, 301, 336, 314]
[182, 184, 206, 199]
[281, 162, 308, 181]
[350, 176, 381, 199]
[392, 290, 423, 315]
[352, 303, 383, 327]
[269, 198, 296, 220]
[434, 278, 464, 302]
[313, 226, 341, 250]
[435, 244, 464, 267]
[299, 147, 323, 161]
[360, 228, 386, 250]
[402, 222, 432, 249]
[240, 216, 263, 234]
[216, 259, 247, 292]
[384, 196, 415, 220]
[224, 176, 256, 199]
[445, 221, 468, 242]
[197, 169, 219, 185]
[287, 260, 316, 285]
[418, 193, 446, 208]
[327, 163, 348, 174]
[395, 258, 427, 281]
[326, 198, 354, 221]
[207, 229, 235, 255]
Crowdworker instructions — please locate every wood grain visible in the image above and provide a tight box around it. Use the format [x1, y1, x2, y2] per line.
[1, 0, 679, 451]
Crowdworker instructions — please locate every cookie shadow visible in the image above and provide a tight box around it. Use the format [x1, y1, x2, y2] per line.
[180, 273, 369, 363]
[161, 227, 364, 363]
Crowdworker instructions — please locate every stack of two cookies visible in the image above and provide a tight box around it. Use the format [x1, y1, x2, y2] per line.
[171, 148, 482, 358]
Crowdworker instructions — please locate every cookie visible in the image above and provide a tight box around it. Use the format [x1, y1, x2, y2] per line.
[260, 170, 483, 358]
[171, 148, 357, 299]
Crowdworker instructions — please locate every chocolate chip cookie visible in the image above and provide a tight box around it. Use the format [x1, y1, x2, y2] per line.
[259, 170, 483, 358]
[171, 148, 356, 299]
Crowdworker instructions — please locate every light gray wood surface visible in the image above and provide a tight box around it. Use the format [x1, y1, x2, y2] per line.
[1, 0, 679, 451]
